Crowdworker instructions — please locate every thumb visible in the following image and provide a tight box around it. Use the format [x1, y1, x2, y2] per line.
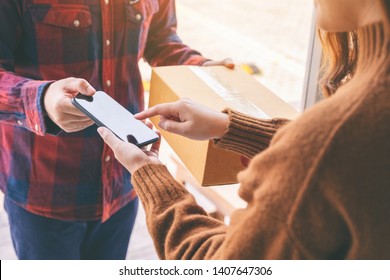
[67, 78, 96, 97]
[97, 127, 121, 151]
[159, 119, 187, 135]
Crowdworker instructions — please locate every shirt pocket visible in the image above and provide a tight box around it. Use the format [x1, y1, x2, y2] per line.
[124, 0, 159, 56]
[28, 4, 93, 78]
[29, 4, 92, 30]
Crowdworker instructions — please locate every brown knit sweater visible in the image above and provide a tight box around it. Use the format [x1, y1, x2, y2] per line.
[131, 76, 390, 259]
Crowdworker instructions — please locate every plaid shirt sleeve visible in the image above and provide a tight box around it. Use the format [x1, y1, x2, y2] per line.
[144, 0, 209, 66]
[0, 1, 51, 136]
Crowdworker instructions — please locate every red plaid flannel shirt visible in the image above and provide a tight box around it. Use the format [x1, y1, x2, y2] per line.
[0, 0, 207, 221]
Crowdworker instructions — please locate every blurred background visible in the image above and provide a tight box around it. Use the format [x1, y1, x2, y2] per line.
[141, 0, 314, 111]
[0, 0, 314, 260]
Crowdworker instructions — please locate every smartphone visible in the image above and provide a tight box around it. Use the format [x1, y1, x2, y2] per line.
[72, 91, 159, 147]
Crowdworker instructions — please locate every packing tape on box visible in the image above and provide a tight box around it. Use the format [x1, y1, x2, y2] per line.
[189, 66, 270, 119]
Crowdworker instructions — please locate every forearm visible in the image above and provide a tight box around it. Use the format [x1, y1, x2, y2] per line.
[131, 162, 304, 260]
[143, 0, 208, 66]
[131, 163, 228, 259]
[145, 40, 208, 66]
[215, 109, 290, 159]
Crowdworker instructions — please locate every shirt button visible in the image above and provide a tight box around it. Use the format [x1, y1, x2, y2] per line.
[106, 40, 110, 46]
[73, 19, 80, 28]
[17, 120, 23, 126]
[34, 124, 39, 132]
[106, 80, 111, 87]
[105, 156, 111, 162]
[135, 14, 142, 21]
[105, 0, 109, 4]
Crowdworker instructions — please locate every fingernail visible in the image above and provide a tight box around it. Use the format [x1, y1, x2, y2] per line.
[159, 121, 166, 129]
[97, 127, 104, 135]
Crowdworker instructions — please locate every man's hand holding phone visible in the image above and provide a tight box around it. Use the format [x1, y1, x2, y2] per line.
[43, 77, 96, 132]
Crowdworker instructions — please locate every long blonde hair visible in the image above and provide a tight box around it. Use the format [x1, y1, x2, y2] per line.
[318, 0, 390, 98]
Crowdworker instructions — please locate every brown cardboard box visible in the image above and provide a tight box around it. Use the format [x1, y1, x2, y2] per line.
[149, 65, 299, 186]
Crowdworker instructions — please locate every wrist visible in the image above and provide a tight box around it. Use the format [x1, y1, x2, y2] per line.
[42, 82, 54, 117]
[41, 82, 54, 116]
[130, 157, 153, 174]
[212, 112, 229, 139]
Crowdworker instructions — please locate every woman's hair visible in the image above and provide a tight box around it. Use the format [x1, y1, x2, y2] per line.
[318, 0, 390, 98]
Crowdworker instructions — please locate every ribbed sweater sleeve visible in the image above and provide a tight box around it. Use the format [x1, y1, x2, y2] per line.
[131, 163, 228, 259]
[131, 163, 189, 210]
[214, 108, 290, 158]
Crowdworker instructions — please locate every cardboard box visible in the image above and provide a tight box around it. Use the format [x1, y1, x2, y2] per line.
[149, 65, 299, 186]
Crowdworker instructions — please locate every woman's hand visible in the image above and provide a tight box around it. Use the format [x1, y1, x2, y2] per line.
[135, 98, 229, 141]
[97, 124, 162, 174]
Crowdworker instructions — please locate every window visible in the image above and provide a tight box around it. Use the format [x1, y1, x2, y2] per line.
[175, 0, 315, 112]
